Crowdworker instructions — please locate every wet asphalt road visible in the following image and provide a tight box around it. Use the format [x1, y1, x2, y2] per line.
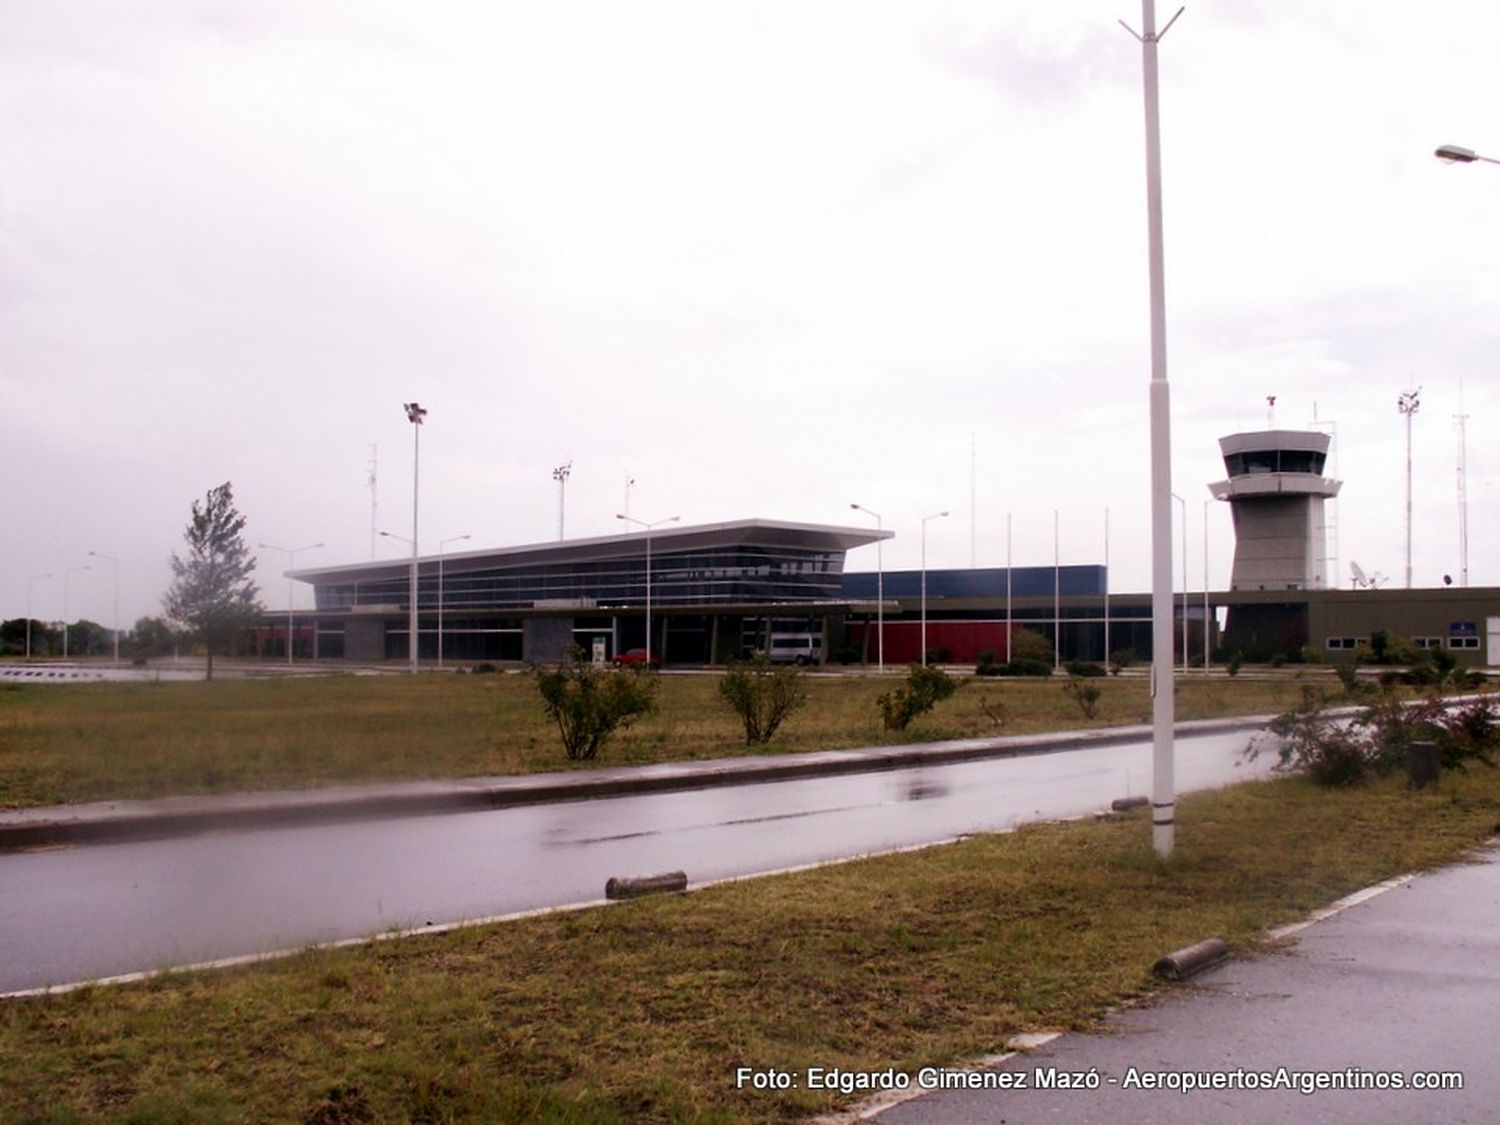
[0, 730, 1266, 993]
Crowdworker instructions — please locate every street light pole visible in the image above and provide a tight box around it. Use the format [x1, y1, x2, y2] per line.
[850, 503, 884, 673]
[1124, 0, 1183, 856]
[257, 542, 323, 664]
[1203, 498, 1212, 672]
[438, 534, 471, 669]
[921, 510, 949, 666]
[616, 513, 679, 665]
[63, 565, 90, 659]
[404, 402, 427, 673]
[87, 551, 120, 664]
[26, 573, 52, 659]
[1398, 389, 1420, 589]
[1435, 143, 1500, 166]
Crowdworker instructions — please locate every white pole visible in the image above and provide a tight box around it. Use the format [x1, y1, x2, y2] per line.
[851, 503, 885, 674]
[920, 510, 949, 665]
[1398, 389, 1420, 589]
[1053, 509, 1061, 670]
[1005, 513, 1012, 664]
[1128, 0, 1180, 856]
[1172, 492, 1187, 672]
[1104, 507, 1111, 665]
[616, 513, 679, 666]
[404, 402, 427, 674]
[1203, 499, 1211, 671]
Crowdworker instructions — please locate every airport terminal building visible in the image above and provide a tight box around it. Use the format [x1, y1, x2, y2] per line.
[277, 432, 1500, 668]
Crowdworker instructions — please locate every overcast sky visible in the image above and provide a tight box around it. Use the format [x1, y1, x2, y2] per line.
[4, 1, 1498, 630]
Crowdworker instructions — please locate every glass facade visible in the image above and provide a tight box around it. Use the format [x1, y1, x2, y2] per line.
[311, 544, 846, 612]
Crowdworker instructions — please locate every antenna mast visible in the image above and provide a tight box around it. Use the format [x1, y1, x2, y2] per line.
[1398, 387, 1421, 589]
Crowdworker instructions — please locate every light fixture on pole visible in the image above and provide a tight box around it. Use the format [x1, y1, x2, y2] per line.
[1398, 388, 1420, 589]
[1435, 143, 1500, 166]
[404, 402, 426, 673]
[1005, 512, 1013, 664]
[920, 510, 949, 666]
[86, 551, 121, 665]
[257, 541, 323, 664]
[850, 503, 884, 673]
[1122, 0, 1183, 857]
[616, 513, 679, 666]
[438, 534, 471, 669]
[26, 572, 52, 660]
[63, 564, 90, 659]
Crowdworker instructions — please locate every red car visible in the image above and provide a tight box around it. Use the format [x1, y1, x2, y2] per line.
[612, 648, 660, 669]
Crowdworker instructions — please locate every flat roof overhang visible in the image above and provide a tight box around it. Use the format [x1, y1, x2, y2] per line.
[287, 519, 892, 586]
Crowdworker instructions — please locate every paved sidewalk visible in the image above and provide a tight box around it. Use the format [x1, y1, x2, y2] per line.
[0, 714, 1273, 850]
[864, 841, 1500, 1124]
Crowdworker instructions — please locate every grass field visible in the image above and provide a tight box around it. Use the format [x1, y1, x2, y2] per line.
[4, 768, 1498, 1122]
[0, 668, 1342, 809]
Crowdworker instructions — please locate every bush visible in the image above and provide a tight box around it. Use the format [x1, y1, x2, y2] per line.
[1063, 677, 1102, 720]
[975, 662, 1002, 677]
[1064, 661, 1106, 678]
[999, 659, 1053, 678]
[533, 649, 658, 761]
[877, 664, 959, 731]
[976, 649, 997, 668]
[834, 645, 861, 666]
[1250, 686, 1372, 786]
[718, 655, 808, 745]
[923, 647, 951, 665]
[1008, 628, 1054, 665]
[471, 662, 498, 675]
[1226, 653, 1243, 677]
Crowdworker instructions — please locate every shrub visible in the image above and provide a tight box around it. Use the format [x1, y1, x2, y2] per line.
[877, 664, 959, 731]
[1008, 628, 1054, 665]
[923, 647, 951, 665]
[998, 659, 1053, 677]
[1250, 686, 1372, 786]
[718, 655, 808, 745]
[976, 649, 997, 668]
[471, 662, 498, 675]
[1109, 649, 1136, 672]
[1226, 653, 1243, 677]
[1064, 661, 1107, 678]
[1063, 677, 1102, 720]
[533, 649, 657, 761]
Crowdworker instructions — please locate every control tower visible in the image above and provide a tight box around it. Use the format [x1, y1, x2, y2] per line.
[1209, 430, 1341, 591]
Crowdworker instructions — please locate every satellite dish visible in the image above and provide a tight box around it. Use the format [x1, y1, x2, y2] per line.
[1350, 561, 1369, 589]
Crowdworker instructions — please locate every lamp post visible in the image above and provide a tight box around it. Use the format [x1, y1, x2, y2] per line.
[1398, 389, 1420, 589]
[850, 502, 884, 673]
[26, 573, 52, 659]
[553, 462, 572, 540]
[1203, 498, 1212, 672]
[1053, 509, 1061, 671]
[257, 541, 323, 664]
[438, 534, 471, 669]
[380, 530, 417, 666]
[616, 513, 679, 665]
[63, 565, 90, 659]
[920, 510, 949, 666]
[86, 551, 120, 665]
[1123, 0, 1183, 856]
[1006, 512, 1013, 663]
[404, 402, 427, 673]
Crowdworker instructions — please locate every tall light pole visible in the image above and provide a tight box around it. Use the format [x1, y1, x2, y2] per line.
[553, 461, 572, 540]
[1053, 509, 1061, 671]
[404, 402, 426, 673]
[86, 551, 120, 665]
[63, 564, 90, 659]
[257, 541, 323, 664]
[1103, 508, 1111, 665]
[616, 513, 679, 665]
[920, 510, 949, 666]
[1203, 498, 1212, 671]
[1124, 0, 1183, 856]
[1171, 492, 1188, 672]
[850, 502, 884, 673]
[1398, 388, 1421, 589]
[438, 534, 471, 669]
[26, 573, 52, 659]
[1005, 512, 1013, 663]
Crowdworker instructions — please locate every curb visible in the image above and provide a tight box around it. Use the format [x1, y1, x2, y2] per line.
[0, 714, 1277, 852]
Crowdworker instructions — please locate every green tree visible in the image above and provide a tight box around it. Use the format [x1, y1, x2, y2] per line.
[129, 616, 181, 661]
[163, 482, 262, 680]
[718, 655, 808, 745]
[534, 649, 658, 761]
[877, 664, 959, 731]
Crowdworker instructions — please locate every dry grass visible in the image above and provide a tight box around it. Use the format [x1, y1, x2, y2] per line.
[0, 670, 1396, 809]
[4, 767, 1499, 1122]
